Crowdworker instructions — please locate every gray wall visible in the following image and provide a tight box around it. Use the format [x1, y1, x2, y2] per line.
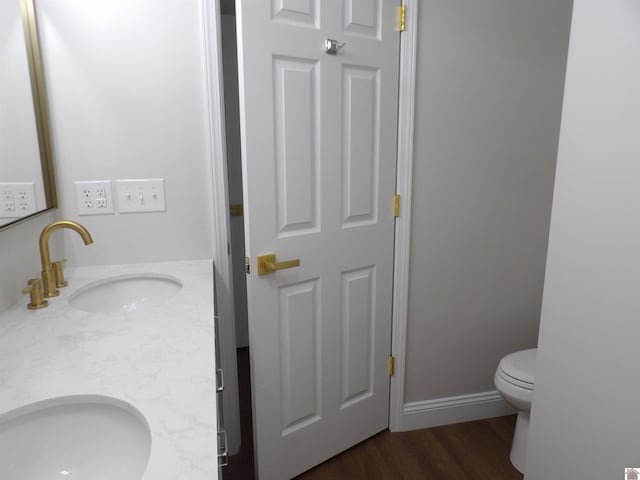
[526, 1, 640, 477]
[404, 0, 573, 402]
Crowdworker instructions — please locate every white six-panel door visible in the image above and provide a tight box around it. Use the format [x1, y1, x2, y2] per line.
[236, 1, 400, 478]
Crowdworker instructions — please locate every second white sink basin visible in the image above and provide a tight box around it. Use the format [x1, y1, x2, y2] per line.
[69, 273, 182, 314]
[0, 396, 151, 480]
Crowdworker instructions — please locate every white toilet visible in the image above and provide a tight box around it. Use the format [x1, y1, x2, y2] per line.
[494, 348, 536, 474]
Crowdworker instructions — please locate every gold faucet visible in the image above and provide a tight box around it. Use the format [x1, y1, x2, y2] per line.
[39, 220, 93, 297]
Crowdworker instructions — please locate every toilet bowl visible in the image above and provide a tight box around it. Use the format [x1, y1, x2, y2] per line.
[494, 348, 536, 474]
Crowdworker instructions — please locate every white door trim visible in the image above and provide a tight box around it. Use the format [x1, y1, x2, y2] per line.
[389, 0, 419, 432]
[200, 0, 241, 454]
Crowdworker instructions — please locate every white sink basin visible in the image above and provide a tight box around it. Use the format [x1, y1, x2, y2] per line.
[69, 273, 182, 314]
[0, 396, 151, 480]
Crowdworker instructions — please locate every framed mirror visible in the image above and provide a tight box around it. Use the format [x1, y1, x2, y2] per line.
[0, 0, 57, 229]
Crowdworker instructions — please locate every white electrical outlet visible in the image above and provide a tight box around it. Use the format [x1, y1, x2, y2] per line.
[74, 180, 114, 215]
[0, 182, 36, 217]
[115, 179, 166, 213]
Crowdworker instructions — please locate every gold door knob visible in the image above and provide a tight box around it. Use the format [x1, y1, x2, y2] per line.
[257, 254, 301, 276]
[229, 204, 244, 216]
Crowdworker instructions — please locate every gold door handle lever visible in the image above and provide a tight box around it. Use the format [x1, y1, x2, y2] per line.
[257, 254, 301, 276]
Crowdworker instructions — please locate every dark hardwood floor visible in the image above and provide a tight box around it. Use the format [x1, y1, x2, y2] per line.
[225, 348, 255, 479]
[224, 348, 523, 480]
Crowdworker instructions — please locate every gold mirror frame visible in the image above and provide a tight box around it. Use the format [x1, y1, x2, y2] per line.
[1, 0, 58, 230]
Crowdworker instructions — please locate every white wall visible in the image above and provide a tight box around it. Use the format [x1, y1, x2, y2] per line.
[404, 0, 572, 405]
[526, 1, 640, 478]
[35, 0, 214, 266]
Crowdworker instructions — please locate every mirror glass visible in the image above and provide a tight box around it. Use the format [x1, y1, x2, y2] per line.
[0, 0, 57, 229]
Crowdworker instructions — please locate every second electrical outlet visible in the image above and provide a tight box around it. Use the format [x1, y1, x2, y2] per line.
[74, 180, 114, 215]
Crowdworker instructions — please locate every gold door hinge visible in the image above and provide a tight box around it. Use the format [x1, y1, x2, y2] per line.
[388, 355, 395, 376]
[398, 5, 406, 32]
[393, 194, 400, 217]
[230, 204, 244, 216]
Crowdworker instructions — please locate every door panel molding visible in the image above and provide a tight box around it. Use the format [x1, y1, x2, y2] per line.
[342, 0, 382, 39]
[273, 56, 321, 236]
[341, 65, 380, 227]
[279, 278, 322, 434]
[272, 0, 320, 29]
[340, 265, 376, 408]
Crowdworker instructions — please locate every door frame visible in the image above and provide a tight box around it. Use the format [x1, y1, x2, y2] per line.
[201, 0, 241, 455]
[389, 0, 419, 432]
[203, 0, 419, 448]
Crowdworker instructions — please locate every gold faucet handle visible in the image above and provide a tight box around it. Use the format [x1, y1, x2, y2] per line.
[52, 259, 68, 288]
[22, 279, 48, 310]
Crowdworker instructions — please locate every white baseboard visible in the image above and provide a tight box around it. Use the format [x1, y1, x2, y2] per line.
[397, 390, 515, 432]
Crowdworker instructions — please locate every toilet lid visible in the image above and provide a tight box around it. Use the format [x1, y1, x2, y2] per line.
[498, 348, 536, 386]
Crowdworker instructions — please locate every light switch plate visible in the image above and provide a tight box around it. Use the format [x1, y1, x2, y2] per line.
[74, 180, 114, 215]
[0, 182, 37, 217]
[115, 179, 166, 213]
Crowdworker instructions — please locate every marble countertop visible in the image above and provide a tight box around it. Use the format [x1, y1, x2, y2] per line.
[0, 260, 219, 479]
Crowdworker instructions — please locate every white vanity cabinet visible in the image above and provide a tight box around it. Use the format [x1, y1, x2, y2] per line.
[213, 264, 230, 477]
